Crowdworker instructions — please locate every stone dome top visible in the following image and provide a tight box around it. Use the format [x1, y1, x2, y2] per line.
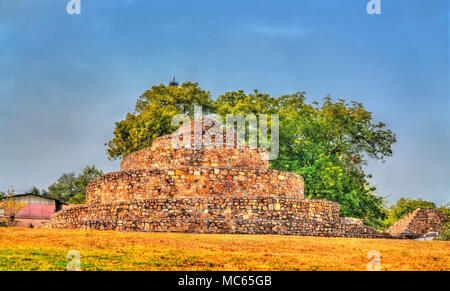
[121, 117, 269, 171]
[153, 117, 251, 149]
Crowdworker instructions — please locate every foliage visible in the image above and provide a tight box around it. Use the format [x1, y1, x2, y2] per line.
[46, 166, 103, 204]
[29, 186, 40, 195]
[28, 186, 49, 197]
[215, 89, 278, 115]
[106, 82, 215, 160]
[435, 221, 450, 241]
[216, 91, 394, 225]
[0, 189, 26, 227]
[437, 202, 450, 216]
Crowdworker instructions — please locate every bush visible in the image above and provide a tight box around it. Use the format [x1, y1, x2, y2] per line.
[0, 218, 7, 227]
[437, 203, 450, 216]
[435, 222, 450, 241]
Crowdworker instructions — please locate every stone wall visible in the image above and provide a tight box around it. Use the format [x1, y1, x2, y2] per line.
[149, 118, 257, 152]
[387, 208, 448, 238]
[48, 197, 381, 238]
[86, 167, 304, 205]
[121, 147, 268, 171]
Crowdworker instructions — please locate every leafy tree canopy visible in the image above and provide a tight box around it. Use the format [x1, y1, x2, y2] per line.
[106, 82, 215, 159]
[217, 91, 395, 226]
[28, 186, 49, 196]
[46, 166, 103, 204]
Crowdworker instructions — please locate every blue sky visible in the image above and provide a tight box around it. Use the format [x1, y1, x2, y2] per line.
[0, 0, 448, 205]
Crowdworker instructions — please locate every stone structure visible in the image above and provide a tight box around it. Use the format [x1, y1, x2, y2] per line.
[47, 118, 382, 238]
[387, 208, 448, 238]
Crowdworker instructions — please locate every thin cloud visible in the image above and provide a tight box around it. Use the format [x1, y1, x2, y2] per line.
[249, 24, 314, 39]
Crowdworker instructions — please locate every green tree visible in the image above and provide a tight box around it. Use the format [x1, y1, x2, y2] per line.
[28, 186, 48, 196]
[46, 166, 103, 204]
[216, 91, 395, 226]
[215, 89, 278, 115]
[435, 221, 450, 241]
[106, 82, 215, 160]
[29, 186, 40, 195]
[279, 96, 394, 226]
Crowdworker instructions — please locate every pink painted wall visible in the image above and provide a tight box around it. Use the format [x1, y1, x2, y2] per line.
[16, 204, 55, 219]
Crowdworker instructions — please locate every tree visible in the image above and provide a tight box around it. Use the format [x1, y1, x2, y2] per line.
[0, 189, 26, 227]
[28, 186, 48, 196]
[29, 186, 40, 195]
[436, 221, 450, 241]
[106, 82, 215, 160]
[216, 90, 395, 226]
[215, 89, 278, 116]
[46, 166, 103, 204]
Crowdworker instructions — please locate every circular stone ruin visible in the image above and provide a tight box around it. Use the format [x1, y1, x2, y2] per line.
[47, 118, 381, 238]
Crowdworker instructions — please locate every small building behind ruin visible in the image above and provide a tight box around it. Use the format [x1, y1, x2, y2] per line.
[0, 193, 66, 228]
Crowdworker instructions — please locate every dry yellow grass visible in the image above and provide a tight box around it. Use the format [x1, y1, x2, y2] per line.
[0, 227, 448, 271]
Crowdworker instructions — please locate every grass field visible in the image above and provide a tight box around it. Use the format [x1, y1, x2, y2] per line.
[0, 227, 448, 271]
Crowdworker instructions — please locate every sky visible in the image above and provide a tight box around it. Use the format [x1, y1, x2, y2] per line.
[0, 0, 448, 205]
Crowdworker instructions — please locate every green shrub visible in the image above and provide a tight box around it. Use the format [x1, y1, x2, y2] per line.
[437, 203, 450, 216]
[0, 219, 7, 227]
[436, 222, 450, 241]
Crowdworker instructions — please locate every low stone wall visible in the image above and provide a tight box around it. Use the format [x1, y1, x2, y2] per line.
[387, 208, 448, 238]
[48, 218, 381, 238]
[47, 197, 381, 238]
[121, 147, 268, 171]
[86, 167, 304, 205]
[50, 198, 339, 224]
